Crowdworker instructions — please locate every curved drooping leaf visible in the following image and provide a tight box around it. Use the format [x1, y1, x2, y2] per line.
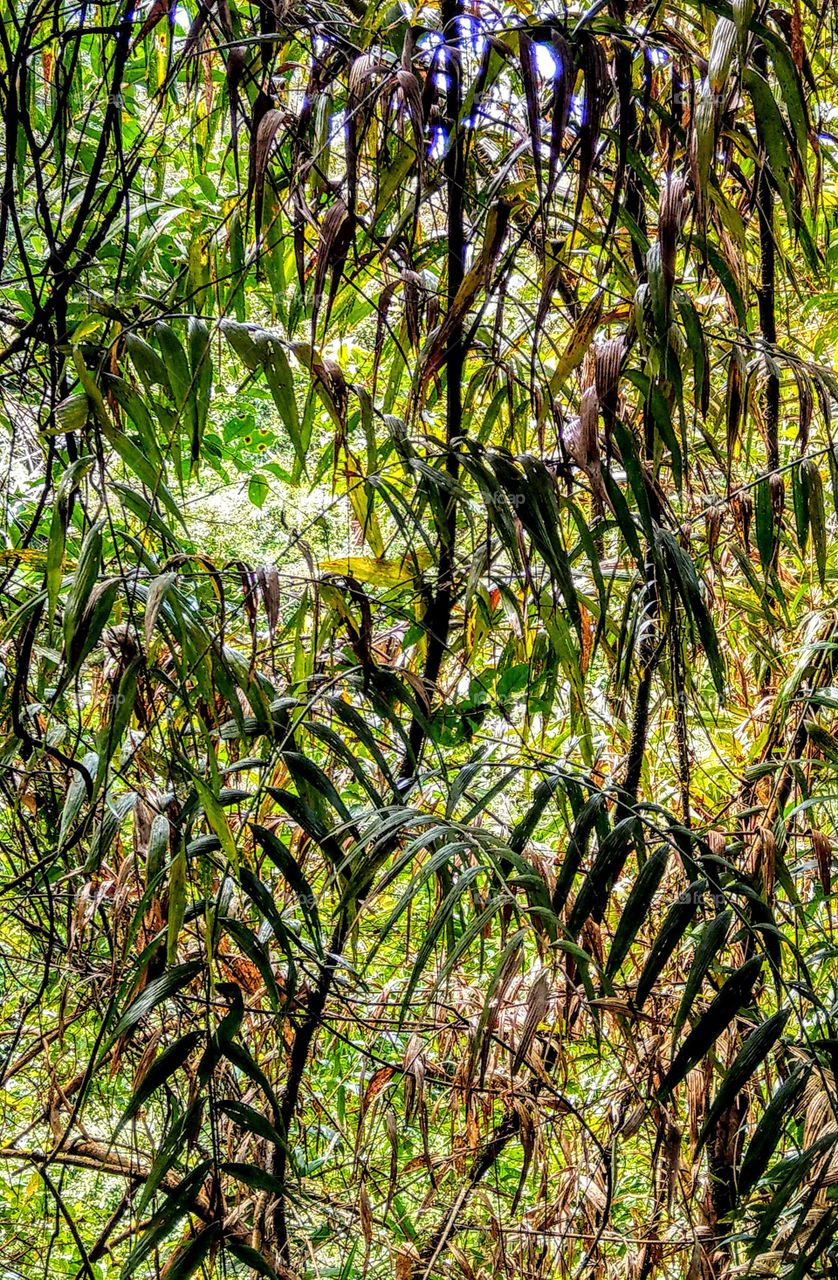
[634, 879, 704, 1009]
[605, 846, 669, 979]
[673, 910, 733, 1040]
[661, 956, 764, 1097]
[696, 1008, 789, 1151]
[738, 1065, 810, 1195]
[116, 1031, 204, 1133]
[110, 962, 204, 1042]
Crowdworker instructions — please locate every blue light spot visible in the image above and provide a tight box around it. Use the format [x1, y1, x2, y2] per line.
[535, 44, 558, 78]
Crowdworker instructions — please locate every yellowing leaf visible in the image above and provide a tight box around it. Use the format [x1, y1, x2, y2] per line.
[320, 552, 431, 587]
[194, 777, 239, 876]
[541, 293, 604, 420]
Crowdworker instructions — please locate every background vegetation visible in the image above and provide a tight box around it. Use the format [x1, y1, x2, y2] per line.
[2, 0, 838, 1276]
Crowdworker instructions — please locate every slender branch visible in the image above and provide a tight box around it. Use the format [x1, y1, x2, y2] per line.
[754, 42, 779, 475]
[403, 0, 466, 776]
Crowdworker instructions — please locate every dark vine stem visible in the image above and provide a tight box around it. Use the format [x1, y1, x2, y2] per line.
[403, 0, 466, 777]
[754, 41, 779, 476]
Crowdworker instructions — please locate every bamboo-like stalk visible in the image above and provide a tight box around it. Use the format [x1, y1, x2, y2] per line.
[403, 0, 466, 776]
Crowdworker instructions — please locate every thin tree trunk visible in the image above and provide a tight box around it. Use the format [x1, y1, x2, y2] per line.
[403, 0, 465, 775]
[754, 43, 779, 475]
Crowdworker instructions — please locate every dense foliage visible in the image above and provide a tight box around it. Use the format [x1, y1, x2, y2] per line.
[3, 0, 838, 1276]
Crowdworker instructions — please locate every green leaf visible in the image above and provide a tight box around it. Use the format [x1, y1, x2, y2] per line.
[605, 847, 669, 979]
[126, 332, 170, 388]
[738, 1064, 809, 1194]
[110, 961, 204, 1042]
[248, 473, 269, 507]
[755, 475, 776, 576]
[612, 420, 655, 542]
[221, 1038, 281, 1116]
[193, 776, 239, 875]
[264, 339, 302, 460]
[66, 579, 119, 684]
[805, 720, 838, 765]
[634, 880, 704, 1010]
[187, 315, 212, 465]
[220, 1163, 286, 1195]
[745, 68, 796, 226]
[238, 866, 298, 998]
[567, 817, 639, 936]
[158, 1222, 221, 1280]
[802, 458, 826, 585]
[226, 1239, 283, 1278]
[116, 1031, 203, 1133]
[47, 456, 94, 626]
[656, 528, 725, 697]
[268, 787, 343, 865]
[221, 917, 284, 1011]
[661, 955, 764, 1096]
[58, 750, 98, 848]
[121, 1161, 213, 1277]
[63, 519, 104, 653]
[697, 1008, 789, 1150]
[83, 789, 137, 874]
[509, 771, 564, 855]
[793, 461, 810, 552]
[135, 1104, 201, 1217]
[146, 812, 171, 888]
[217, 1099, 284, 1148]
[145, 572, 177, 649]
[673, 910, 732, 1040]
[94, 656, 140, 794]
[551, 791, 606, 918]
[154, 321, 192, 407]
[252, 823, 322, 951]
[167, 845, 188, 965]
[492, 453, 580, 635]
